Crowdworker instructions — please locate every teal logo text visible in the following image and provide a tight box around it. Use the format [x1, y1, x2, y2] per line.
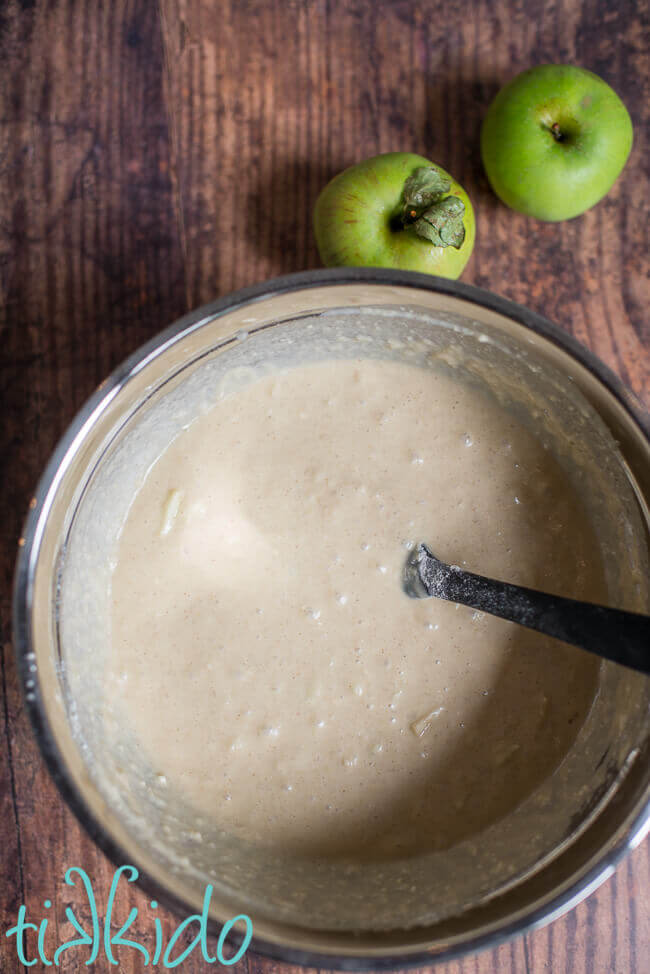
[5, 865, 253, 968]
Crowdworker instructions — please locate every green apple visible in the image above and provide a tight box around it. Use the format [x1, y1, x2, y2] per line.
[313, 152, 475, 279]
[481, 64, 633, 221]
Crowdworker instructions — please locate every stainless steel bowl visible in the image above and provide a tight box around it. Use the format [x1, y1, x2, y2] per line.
[13, 269, 650, 968]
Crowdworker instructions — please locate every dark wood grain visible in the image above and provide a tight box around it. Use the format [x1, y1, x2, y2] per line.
[1, 0, 648, 971]
[0, 1, 190, 972]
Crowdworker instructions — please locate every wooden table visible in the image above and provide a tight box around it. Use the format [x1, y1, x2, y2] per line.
[1, 1, 648, 971]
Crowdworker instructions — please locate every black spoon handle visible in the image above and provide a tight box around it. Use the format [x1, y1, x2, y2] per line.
[409, 545, 650, 675]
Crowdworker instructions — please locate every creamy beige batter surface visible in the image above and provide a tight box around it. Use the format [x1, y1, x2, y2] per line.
[108, 358, 603, 859]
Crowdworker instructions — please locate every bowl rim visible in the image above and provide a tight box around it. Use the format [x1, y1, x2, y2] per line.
[12, 267, 650, 970]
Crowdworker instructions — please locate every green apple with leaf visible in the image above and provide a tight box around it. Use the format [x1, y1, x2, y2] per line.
[314, 152, 475, 279]
[481, 64, 633, 221]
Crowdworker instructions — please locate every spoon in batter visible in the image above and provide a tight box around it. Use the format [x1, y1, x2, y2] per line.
[404, 543, 650, 675]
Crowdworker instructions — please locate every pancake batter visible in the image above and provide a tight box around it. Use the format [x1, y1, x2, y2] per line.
[108, 358, 603, 859]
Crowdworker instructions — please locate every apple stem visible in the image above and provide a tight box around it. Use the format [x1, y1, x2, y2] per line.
[550, 121, 564, 142]
[389, 210, 407, 233]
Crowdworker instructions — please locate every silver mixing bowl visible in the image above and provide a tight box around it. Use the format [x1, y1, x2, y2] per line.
[13, 269, 650, 968]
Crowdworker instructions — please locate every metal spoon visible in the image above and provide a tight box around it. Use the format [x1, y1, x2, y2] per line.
[404, 543, 650, 675]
